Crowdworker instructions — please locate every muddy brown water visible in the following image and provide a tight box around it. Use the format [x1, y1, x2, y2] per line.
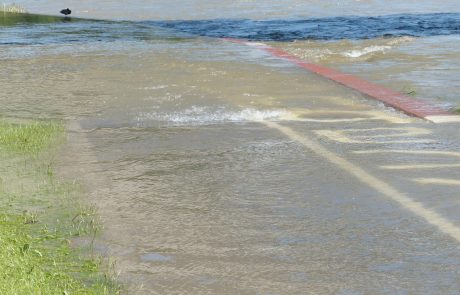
[2, 1, 460, 294]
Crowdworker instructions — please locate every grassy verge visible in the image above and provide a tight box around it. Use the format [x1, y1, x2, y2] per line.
[0, 120, 119, 294]
[0, 121, 63, 154]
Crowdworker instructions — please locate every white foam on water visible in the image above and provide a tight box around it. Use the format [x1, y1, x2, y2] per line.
[140, 85, 169, 90]
[343, 45, 391, 58]
[277, 37, 416, 63]
[137, 106, 293, 125]
[386, 36, 416, 45]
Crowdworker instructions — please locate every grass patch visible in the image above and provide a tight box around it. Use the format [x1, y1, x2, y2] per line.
[0, 120, 119, 294]
[0, 121, 64, 155]
[0, 213, 114, 294]
[401, 85, 417, 97]
[1, 11, 66, 27]
[453, 108, 460, 115]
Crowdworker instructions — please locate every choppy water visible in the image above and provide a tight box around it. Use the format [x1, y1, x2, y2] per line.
[151, 13, 460, 41]
[2, 1, 460, 294]
[1, 9, 459, 108]
[4, 13, 459, 43]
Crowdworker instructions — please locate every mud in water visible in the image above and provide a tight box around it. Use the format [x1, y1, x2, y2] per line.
[2, 1, 460, 294]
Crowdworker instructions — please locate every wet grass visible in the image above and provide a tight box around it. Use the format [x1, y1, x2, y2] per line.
[0, 213, 116, 294]
[401, 85, 417, 97]
[0, 10, 67, 27]
[0, 121, 64, 155]
[0, 120, 119, 294]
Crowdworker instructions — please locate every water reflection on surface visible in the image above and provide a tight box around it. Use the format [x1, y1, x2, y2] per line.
[1, 10, 459, 108]
[2, 1, 460, 294]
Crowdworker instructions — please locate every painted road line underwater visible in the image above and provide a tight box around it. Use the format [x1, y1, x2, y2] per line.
[224, 38, 460, 123]
[262, 121, 460, 243]
[354, 149, 460, 170]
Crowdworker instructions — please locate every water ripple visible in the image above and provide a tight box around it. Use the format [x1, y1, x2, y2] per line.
[1, 13, 459, 45]
[148, 13, 460, 41]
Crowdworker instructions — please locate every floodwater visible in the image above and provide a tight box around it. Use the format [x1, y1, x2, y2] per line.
[1, 1, 460, 294]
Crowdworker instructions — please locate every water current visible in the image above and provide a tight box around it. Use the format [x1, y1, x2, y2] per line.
[1, 1, 460, 294]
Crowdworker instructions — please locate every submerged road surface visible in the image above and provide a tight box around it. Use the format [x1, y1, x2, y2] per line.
[1, 6, 460, 294]
[64, 98, 460, 294]
[47, 43, 460, 294]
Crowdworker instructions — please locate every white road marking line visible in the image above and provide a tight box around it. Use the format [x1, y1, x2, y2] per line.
[354, 150, 460, 170]
[354, 149, 460, 157]
[262, 121, 460, 243]
[425, 115, 460, 123]
[296, 118, 370, 123]
[316, 127, 433, 144]
[268, 109, 414, 124]
[290, 109, 412, 124]
[383, 164, 460, 170]
[346, 127, 431, 139]
[413, 178, 460, 186]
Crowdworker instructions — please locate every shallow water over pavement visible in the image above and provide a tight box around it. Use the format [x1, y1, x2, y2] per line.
[2, 1, 460, 294]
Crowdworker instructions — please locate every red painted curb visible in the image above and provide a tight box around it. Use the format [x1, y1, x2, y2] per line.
[224, 38, 458, 123]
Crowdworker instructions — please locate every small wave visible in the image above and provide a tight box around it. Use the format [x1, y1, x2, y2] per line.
[343, 45, 391, 58]
[140, 85, 169, 90]
[276, 36, 415, 62]
[137, 106, 291, 125]
[386, 36, 415, 45]
[148, 13, 460, 41]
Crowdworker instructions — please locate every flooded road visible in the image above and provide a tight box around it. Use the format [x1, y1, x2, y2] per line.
[1, 1, 460, 294]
